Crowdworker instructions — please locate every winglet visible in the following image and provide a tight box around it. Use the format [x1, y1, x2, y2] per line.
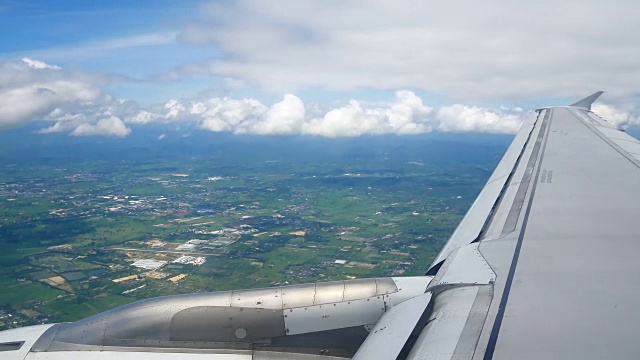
[570, 91, 604, 110]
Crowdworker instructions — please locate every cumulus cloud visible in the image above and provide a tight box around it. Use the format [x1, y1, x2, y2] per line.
[592, 103, 640, 129]
[0, 58, 134, 136]
[3, 58, 624, 138]
[173, 0, 640, 101]
[250, 94, 306, 135]
[0, 58, 100, 128]
[302, 90, 433, 137]
[6, 3, 640, 139]
[70, 116, 131, 137]
[437, 105, 524, 134]
[128, 110, 161, 125]
[194, 97, 267, 132]
[147, 90, 524, 137]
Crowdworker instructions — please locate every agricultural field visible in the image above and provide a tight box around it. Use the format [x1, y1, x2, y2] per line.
[0, 130, 511, 329]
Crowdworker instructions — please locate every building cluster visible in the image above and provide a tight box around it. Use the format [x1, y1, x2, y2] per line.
[131, 259, 167, 270]
[172, 256, 206, 265]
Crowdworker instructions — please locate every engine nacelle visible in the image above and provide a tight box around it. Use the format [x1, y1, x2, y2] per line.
[29, 276, 431, 355]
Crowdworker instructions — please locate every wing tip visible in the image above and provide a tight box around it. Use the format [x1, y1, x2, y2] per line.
[570, 91, 604, 110]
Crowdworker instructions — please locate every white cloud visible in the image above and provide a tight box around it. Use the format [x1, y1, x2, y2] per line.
[303, 100, 387, 137]
[249, 94, 306, 135]
[5, 3, 640, 140]
[128, 110, 161, 125]
[387, 90, 433, 135]
[21, 57, 61, 70]
[174, 0, 640, 101]
[0, 59, 103, 129]
[592, 103, 640, 129]
[195, 97, 267, 133]
[3, 58, 629, 138]
[164, 99, 187, 120]
[302, 90, 432, 137]
[39, 119, 82, 134]
[437, 105, 524, 134]
[0, 58, 138, 136]
[70, 116, 131, 137]
[144, 90, 524, 137]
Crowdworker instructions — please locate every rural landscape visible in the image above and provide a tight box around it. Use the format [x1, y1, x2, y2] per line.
[0, 130, 509, 329]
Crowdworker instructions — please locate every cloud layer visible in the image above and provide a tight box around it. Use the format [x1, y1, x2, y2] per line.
[4, 1, 640, 138]
[176, 0, 640, 101]
[0, 58, 636, 138]
[147, 90, 525, 137]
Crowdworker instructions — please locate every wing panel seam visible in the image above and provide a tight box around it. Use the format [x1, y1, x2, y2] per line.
[569, 109, 640, 170]
[474, 110, 544, 242]
[498, 109, 552, 236]
[481, 107, 553, 360]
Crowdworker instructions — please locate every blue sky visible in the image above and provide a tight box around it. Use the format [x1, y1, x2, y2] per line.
[0, 1, 639, 137]
[0, 1, 192, 51]
[0, 1, 221, 102]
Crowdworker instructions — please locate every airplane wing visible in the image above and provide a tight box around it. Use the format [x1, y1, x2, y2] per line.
[409, 91, 640, 359]
[2, 92, 639, 359]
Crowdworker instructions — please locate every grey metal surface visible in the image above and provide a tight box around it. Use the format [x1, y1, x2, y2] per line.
[381, 276, 433, 309]
[352, 292, 432, 360]
[481, 114, 543, 240]
[313, 281, 346, 305]
[375, 277, 402, 295]
[478, 106, 640, 359]
[593, 123, 640, 159]
[0, 341, 24, 352]
[595, 125, 632, 140]
[253, 351, 348, 360]
[0, 325, 53, 360]
[469, 233, 519, 359]
[285, 298, 385, 336]
[611, 137, 640, 155]
[282, 284, 317, 309]
[404, 242, 495, 359]
[407, 286, 487, 360]
[26, 351, 346, 360]
[25, 277, 426, 357]
[25, 351, 251, 360]
[171, 307, 285, 342]
[285, 277, 431, 336]
[343, 279, 377, 300]
[428, 112, 539, 272]
[571, 107, 615, 128]
[410, 94, 640, 359]
[569, 91, 603, 109]
[428, 243, 495, 287]
[498, 109, 550, 237]
[231, 288, 282, 309]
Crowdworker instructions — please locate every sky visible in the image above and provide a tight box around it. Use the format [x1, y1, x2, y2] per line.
[1, 0, 640, 138]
